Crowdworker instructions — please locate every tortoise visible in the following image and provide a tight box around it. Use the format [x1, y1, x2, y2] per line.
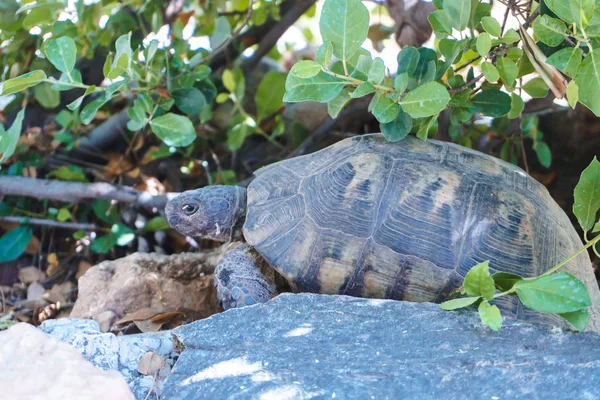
[165, 134, 600, 330]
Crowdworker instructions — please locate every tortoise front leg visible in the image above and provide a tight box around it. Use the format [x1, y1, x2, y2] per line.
[215, 243, 276, 310]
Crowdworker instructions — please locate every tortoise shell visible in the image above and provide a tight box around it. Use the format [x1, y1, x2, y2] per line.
[243, 134, 600, 328]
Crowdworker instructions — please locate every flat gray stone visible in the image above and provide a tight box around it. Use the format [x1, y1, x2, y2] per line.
[165, 293, 600, 400]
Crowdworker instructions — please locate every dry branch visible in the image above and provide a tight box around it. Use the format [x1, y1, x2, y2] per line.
[0, 176, 177, 210]
[0, 217, 99, 231]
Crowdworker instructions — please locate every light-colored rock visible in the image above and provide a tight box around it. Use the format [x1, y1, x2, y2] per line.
[41, 318, 177, 399]
[71, 250, 225, 326]
[0, 323, 134, 400]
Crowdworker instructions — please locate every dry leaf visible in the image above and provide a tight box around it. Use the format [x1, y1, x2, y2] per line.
[18, 266, 46, 284]
[24, 234, 40, 255]
[97, 310, 118, 332]
[138, 352, 166, 376]
[27, 282, 46, 301]
[76, 261, 92, 280]
[114, 307, 161, 326]
[104, 153, 134, 179]
[46, 253, 60, 276]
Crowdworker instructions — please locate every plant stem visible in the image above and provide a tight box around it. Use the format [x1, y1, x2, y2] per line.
[43, 78, 103, 92]
[542, 234, 600, 276]
[322, 69, 395, 92]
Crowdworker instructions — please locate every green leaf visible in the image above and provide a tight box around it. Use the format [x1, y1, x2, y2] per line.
[443, 0, 471, 31]
[400, 82, 450, 118]
[111, 223, 135, 246]
[319, 0, 369, 61]
[150, 113, 196, 147]
[502, 28, 520, 44]
[222, 69, 235, 93]
[491, 272, 523, 292]
[413, 48, 437, 82]
[439, 296, 480, 310]
[0, 70, 47, 96]
[593, 220, 600, 233]
[92, 200, 119, 224]
[416, 115, 438, 140]
[478, 301, 502, 331]
[397, 47, 420, 76]
[44, 36, 77, 74]
[210, 16, 231, 49]
[476, 32, 492, 57]
[508, 93, 524, 119]
[67, 85, 96, 111]
[227, 123, 251, 151]
[0, 108, 25, 164]
[573, 156, 600, 232]
[472, 90, 511, 117]
[81, 95, 110, 125]
[172, 88, 207, 114]
[368, 57, 385, 84]
[91, 234, 117, 254]
[463, 260, 495, 300]
[393, 73, 408, 93]
[533, 141, 552, 168]
[481, 62, 499, 82]
[533, 15, 567, 47]
[57, 208, 71, 222]
[112, 32, 132, 73]
[545, 0, 576, 24]
[34, 83, 60, 109]
[142, 216, 170, 232]
[351, 81, 375, 98]
[574, 49, 600, 117]
[316, 41, 333, 67]
[255, 71, 287, 121]
[522, 77, 549, 98]
[380, 107, 412, 142]
[48, 165, 88, 182]
[428, 10, 452, 35]
[514, 272, 592, 313]
[327, 88, 352, 118]
[0, 226, 33, 262]
[547, 47, 583, 78]
[291, 60, 322, 78]
[570, 0, 595, 27]
[372, 95, 400, 123]
[567, 80, 579, 109]
[559, 309, 590, 331]
[497, 57, 517, 90]
[481, 16, 501, 37]
[283, 71, 345, 103]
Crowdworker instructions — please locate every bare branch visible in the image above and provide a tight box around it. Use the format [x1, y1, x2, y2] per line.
[0, 176, 177, 210]
[0, 217, 99, 231]
[241, 0, 318, 72]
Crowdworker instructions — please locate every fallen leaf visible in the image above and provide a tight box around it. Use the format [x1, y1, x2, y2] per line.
[46, 253, 60, 276]
[138, 352, 166, 376]
[24, 234, 40, 255]
[97, 310, 117, 332]
[18, 266, 46, 284]
[27, 282, 46, 301]
[76, 261, 92, 279]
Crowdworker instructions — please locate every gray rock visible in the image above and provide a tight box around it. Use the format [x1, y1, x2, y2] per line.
[41, 318, 177, 399]
[165, 293, 600, 400]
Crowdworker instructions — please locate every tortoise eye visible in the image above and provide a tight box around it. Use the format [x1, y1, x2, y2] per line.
[181, 204, 198, 215]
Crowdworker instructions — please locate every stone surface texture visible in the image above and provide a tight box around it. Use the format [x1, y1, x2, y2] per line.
[164, 293, 600, 400]
[0, 322, 134, 400]
[70, 251, 224, 324]
[41, 318, 177, 399]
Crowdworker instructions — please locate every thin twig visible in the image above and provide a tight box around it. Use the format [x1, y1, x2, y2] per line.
[0, 176, 177, 210]
[200, 0, 255, 65]
[449, 73, 484, 93]
[516, 115, 530, 174]
[0, 217, 100, 231]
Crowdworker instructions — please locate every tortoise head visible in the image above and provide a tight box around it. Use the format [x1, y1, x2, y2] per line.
[165, 185, 247, 242]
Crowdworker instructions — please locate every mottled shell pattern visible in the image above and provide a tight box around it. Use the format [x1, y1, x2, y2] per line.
[243, 134, 599, 327]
